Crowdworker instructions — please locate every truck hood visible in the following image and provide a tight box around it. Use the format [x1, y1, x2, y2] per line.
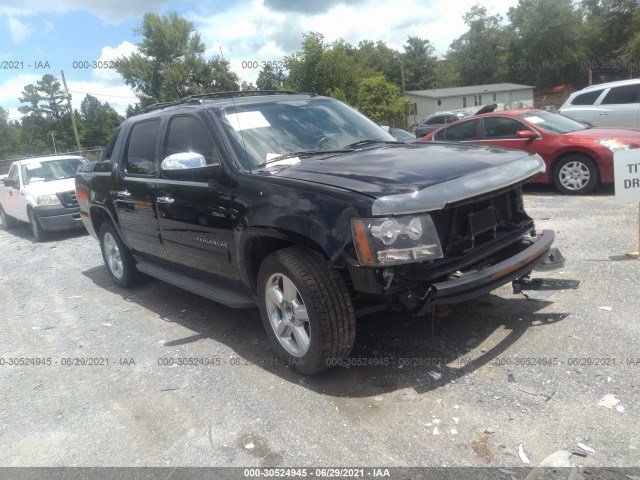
[23, 177, 76, 197]
[273, 143, 544, 214]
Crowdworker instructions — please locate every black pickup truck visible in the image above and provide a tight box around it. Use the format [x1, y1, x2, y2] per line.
[76, 91, 562, 374]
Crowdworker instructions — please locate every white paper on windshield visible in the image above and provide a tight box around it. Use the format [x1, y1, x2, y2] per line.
[25, 162, 42, 170]
[265, 152, 300, 167]
[225, 111, 270, 131]
[525, 115, 545, 124]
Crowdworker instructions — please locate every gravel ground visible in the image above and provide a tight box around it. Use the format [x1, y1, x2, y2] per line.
[0, 185, 639, 474]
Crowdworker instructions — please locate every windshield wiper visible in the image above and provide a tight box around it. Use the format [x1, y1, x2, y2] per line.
[343, 139, 404, 149]
[258, 150, 354, 168]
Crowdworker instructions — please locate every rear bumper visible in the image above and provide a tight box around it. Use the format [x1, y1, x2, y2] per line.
[33, 205, 83, 231]
[429, 229, 554, 304]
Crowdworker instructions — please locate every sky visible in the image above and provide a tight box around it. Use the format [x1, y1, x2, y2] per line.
[0, 0, 520, 121]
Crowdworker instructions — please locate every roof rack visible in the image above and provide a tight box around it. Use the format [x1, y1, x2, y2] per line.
[137, 90, 302, 115]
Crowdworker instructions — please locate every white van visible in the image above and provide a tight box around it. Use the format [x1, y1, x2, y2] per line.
[559, 79, 640, 128]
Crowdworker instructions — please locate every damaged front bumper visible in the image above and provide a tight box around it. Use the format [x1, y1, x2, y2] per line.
[428, 229, 555, 304]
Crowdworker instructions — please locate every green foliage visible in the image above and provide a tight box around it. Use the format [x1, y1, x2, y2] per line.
[402, 36, 438, 90]
[79, 95, 124, 149]
[116, 12, 239, 108]
[0, 107, 21, 159]
[256, 64, 285, 90]
[506, 0, 585, 87]
[18, 74, 67, 119]
[4, 5, 640, 158]
[444, 6, 511, 86]
[356, 76, 410, 124]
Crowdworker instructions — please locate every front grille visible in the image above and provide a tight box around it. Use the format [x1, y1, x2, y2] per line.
[57, 190, 78, 208]
[431, 188, 526, 256]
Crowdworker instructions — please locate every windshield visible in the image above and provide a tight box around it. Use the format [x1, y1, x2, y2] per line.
[518, 110, 587, 134]
[21, 158, 85, 185]
[210, 97, 397, 169]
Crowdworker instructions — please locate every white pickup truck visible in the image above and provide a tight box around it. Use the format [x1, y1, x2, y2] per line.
[0, 155, 87, 241]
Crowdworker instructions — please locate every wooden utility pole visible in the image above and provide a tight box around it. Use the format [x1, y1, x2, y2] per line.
[60, 70, 82, 152]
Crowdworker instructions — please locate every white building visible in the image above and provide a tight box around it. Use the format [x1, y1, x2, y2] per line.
[405, 83, 535, 124]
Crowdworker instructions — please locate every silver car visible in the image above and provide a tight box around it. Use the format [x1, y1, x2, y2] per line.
[559, 79, 640, 128]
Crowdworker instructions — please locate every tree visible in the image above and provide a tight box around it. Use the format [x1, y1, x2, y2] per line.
[256, 64, 285, 90]
[0, 107, 21, 159]
[17, 74, 75, 153]
[355, 40, 402, 86]
[445, 6, 511, 86]
[284, 32, 327, 94]
[582, 0, 640, 81]
[285, 33, 375, 104]
[116, 12, 238, 107]
[356, 75, 410, 125]
[506, 0, 585, 87]
[402, 36, 438, 90]
[79, 95, 123, 148]
[18, 74, 67, 119]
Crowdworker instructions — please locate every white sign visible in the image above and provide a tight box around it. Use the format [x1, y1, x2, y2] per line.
[225, 111, 270, 131]
[614, 149, 640, 203]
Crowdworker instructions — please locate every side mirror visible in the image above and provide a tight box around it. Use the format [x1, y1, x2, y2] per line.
[161, 152, 221, 182]
[516, 130, 538, 139]
[2, 178, 16, 188]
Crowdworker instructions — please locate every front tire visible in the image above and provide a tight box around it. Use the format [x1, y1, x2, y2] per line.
[553, 155, 599, 194]
[28, 209, 47, 241]
[257, 246, 356, 375]
[99, 222, 137, 288]
[0, 204, 18, 229]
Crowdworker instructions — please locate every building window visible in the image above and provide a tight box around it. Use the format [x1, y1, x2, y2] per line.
[474, 95, 479, 107]
[478, 94, 483, 105]
[493, 93, 497, 102]
[462, 96, 467, 108]
[437, 99, 442, 106]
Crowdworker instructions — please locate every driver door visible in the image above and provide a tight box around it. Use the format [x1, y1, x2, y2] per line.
[156, 113, 237, 282]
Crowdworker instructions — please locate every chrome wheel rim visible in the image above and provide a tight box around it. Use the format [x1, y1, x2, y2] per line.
[103, 232, 124, 279]
[559, 161, 590, 191]
[264, 273, 310, 357]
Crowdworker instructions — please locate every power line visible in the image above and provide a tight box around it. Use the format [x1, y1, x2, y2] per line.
[69, 90, 138, 100]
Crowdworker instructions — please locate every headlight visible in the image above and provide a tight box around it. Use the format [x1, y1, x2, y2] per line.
[351, 214, 444, 266]
[597, 139, 630, 152]
[36, 194, 61, 206]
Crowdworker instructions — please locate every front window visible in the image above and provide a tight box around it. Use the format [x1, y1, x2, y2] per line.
[483, 117, 530, 139]
[518, 111, 587, 134]
[210, 97, 396, 169]
[21, 158, 85, 185]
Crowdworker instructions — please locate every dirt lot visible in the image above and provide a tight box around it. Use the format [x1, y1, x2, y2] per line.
[1, 186, 639, 475]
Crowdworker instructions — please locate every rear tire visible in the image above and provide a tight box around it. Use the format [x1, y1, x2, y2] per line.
[28, 209, 47, 241]
[0, 204, 18, 229]
[99, 222, 138, 288]
[257, 246, 356, 375]
[553, 155, 599, 194]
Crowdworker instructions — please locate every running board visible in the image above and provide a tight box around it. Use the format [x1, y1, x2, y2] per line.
[136, 261, 256, 308]
[512, 277, 580, 294]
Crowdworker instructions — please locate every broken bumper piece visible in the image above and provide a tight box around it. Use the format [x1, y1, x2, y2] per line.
[428, 230, 557, 305]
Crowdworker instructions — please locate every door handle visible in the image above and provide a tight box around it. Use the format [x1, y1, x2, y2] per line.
[156, 196, 175, 205]
[599, 112, 609, 116]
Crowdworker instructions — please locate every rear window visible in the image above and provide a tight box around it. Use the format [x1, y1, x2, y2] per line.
[571, 90, 603, 105]
[435, 119, 480, 141]
[601, 84, 640, 105]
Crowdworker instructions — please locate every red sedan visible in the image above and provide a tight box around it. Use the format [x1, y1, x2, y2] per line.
[420, 108, 640, 194]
